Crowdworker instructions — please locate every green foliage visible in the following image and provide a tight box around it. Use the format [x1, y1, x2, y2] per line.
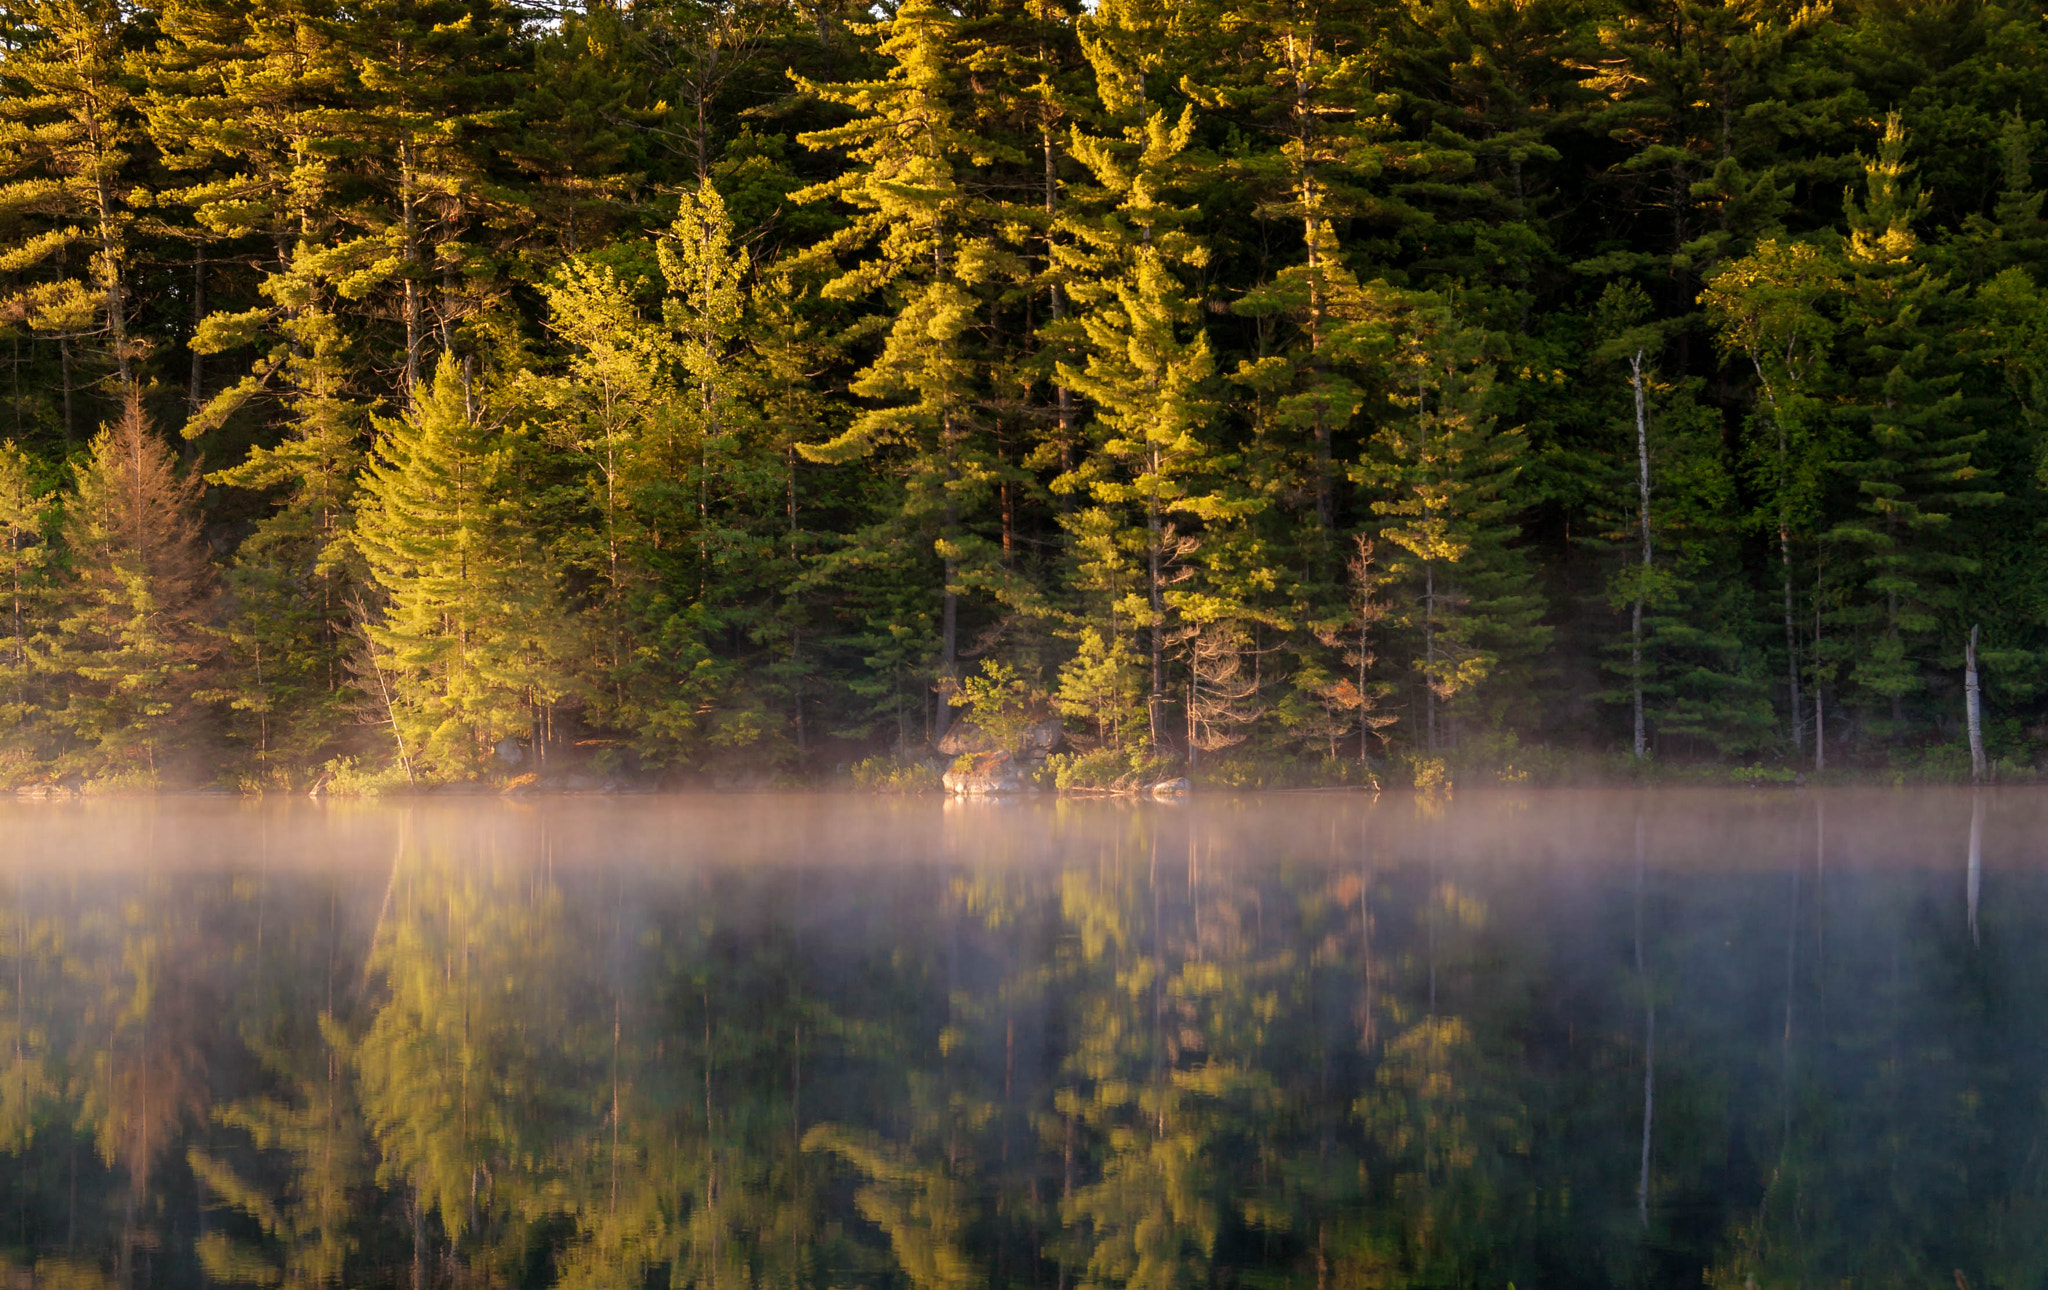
[948, 659, 1042, 757]
[849, 754, 942, 794]
[46, 398, 213, 778]
[1044, 743, 1177, 792]
[0, 0, 2045, 783]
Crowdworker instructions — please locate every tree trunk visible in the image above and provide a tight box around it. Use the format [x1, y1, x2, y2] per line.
[1148, 462, 1164, 749]
[1423, 560, 1438, 754]
[187, 244, 207, 454]
[1776, 412, 1802, 753]
[936, 475, 958, 741]
[1966, 624, 1986, 782]
[1630, 351, 1652, 759]
[1813, 578, 1826, 772]
[59, 338, 75, 447]
[1782, 531, 1801, 753]
[399, 114, 423, 392]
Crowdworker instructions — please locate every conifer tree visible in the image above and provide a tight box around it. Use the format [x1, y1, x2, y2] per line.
[793, 0, 1026, 733]
[353, 358, 568, 775]
[1195, 0, 1398, 544]
[1701, 234, 1841, 752]
[51, 396, 213, 779]
[145, 0, 364, 429]
[1055, 0, 1238, 748]
[0, 443, 53, 770]
[343, 0, 527, 390]
[1595, 284, 1771, 757]
[0, 0, 148, 417]
[746, 268, 851, 761]
[1828, 115, 2000, 732]
[144, 0, 386, 777]
[660, 180, 750, 587]
[534, 256, 672, 727]
[1361, 303, 1543, 750]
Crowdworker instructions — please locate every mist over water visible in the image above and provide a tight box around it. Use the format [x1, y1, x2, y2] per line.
[0, 790, 2039, 1288]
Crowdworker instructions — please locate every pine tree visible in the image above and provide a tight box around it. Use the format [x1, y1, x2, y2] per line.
[659, 180, 750, 591]
[793, 0, 1027, 734]
[0, 0, 149, 425]
[1055, 2, 1239, 749]
[145, 0, 365, 431]
[1828, 114, 2000, 734]
[1596, 283, 1772, 758]
[1193, 0, 1399, 546]
[353, 357, 569, 776]
[50, 396, 213, 779]
[343, 0, 528, 391]
[0, 443, 54, 774]
[745, 267, 851, 764]
[534, 255, 673, 734]
[1700, 233, 1842, 753]
[1361, 302, 1543, 751]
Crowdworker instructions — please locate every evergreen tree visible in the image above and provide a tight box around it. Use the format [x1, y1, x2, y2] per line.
[1361, 302, 1544, 751]
[0, 0, 149, 429]
[342, 0, 528, 390]
[353, 357, 569, 776]
[533, 255, 675, 740]
[1196, 0, 1400, 547]
[1595, 284, 1772, 756]
[1828, 114, 2000, 733]
[793, 0, 1028, 734]
[1055, 0, 1238, 749]
[50, 396, 213, 780]
[0, 442, 54, 774]
[1701, 233, 1843, 753]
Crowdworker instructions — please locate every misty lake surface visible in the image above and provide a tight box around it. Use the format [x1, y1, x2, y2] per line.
[0, 789, 2040, 1288]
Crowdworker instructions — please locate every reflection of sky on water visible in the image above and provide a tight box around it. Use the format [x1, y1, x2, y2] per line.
[0, 790, 2038, 1288]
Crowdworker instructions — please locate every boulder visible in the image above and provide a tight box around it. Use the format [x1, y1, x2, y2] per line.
[943, 750, 1026, 796]
[1148, 777, 1191, 799]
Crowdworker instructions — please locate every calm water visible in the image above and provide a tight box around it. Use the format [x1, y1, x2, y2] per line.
[0, 790, 2038, 1289]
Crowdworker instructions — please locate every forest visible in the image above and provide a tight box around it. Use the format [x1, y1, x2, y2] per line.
[3, 0, 2048, 789]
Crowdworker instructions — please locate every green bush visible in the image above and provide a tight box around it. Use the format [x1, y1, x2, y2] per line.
[318, 756, 415, 797]
[851, 755, 941, 794]
[1046, 746, 1178, 793]
[949, 661, 1044, 756]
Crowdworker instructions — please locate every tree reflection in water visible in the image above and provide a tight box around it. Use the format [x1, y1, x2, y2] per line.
[0, 790, 2041, 1288]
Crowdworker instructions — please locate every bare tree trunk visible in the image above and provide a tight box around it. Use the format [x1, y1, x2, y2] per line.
[350, 599, 417, 784]
[1773, 405, 1802, 754]
[1813, 576, 1826, 772]
[1965, 624, 1986, 783]
[58, 338, 75, 448]
[1423, 560, 1438, 754]
[1148, 480, 1164, 749]
[399, 115, 423, 393]
[187, 244, 207, 452]
[1782, 529, 1801, 754]
[1630, 351, 1652, 759]
[937, 494, 958, 742]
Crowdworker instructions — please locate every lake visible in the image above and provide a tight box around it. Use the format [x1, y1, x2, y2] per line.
[0, 789, 2037, 1288]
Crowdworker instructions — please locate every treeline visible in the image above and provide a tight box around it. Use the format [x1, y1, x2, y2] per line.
[2, 0, 2047, 787]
